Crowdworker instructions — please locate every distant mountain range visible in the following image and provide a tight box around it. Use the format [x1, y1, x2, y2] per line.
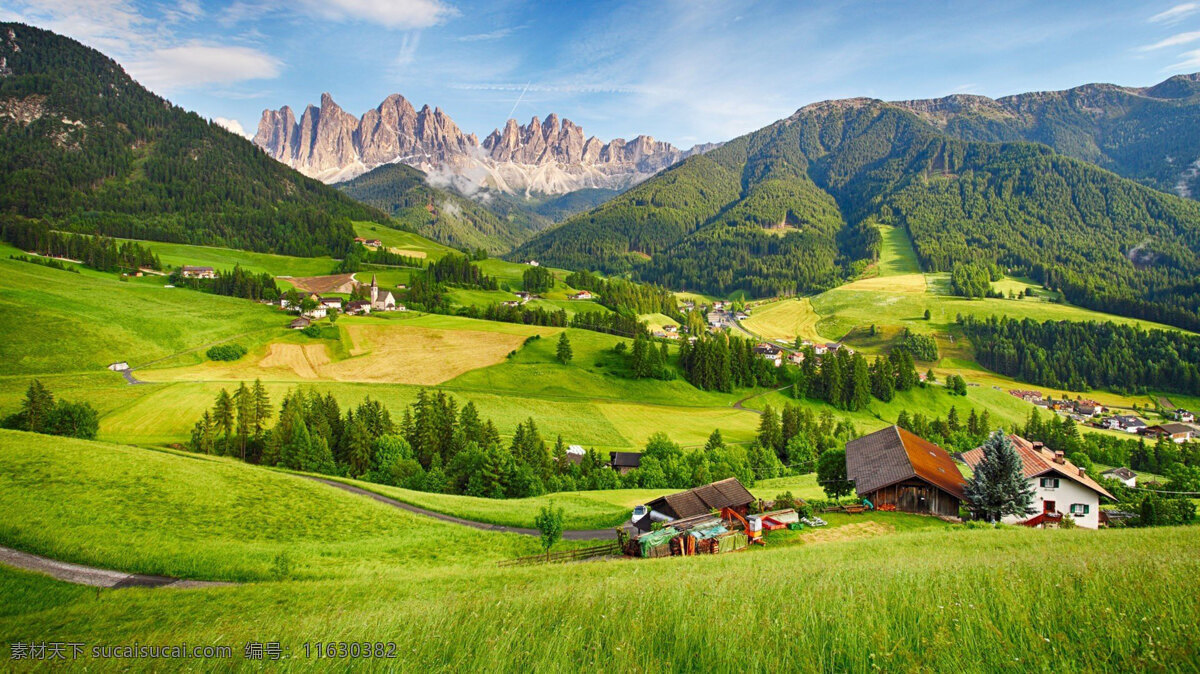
[253, 93, 717, 194]
[515, 74, 1200, 331]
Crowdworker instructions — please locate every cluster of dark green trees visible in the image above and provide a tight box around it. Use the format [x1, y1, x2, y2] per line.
[1, 216, 161, 272]
[792, 347, 923, 411]
[948, 261, 1002, 298]
[564, 271, 679, 315]
[186, 385, 801, 497]
[678, 334, 783, 392]
[755, 403, 857, 471]
[895, 406, 993, 452]
[522, 265, 553, 293]
[622, 334, 675, 380]
[205, 344, 247, 361]
[895, 328, 939, 361]
[428, 254, 498, 289]
[962, 315, 1200, 395]
[2, 380, 98, 440]
[170, 264, 279, 301]
[0, 24, 388, 257]
[334, 244, 424, 274]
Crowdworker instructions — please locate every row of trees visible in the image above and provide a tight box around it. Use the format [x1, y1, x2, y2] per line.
[792, 347, 923, 411]
[678, 333, 782, 392]
[895, 406, 993, 453]
[565, 271, 680, 316]
[170, 264, 279, 301]
[184, 385, 807, 498]
[1, 380, 98, 440]
[962, 315, 1200, 395]
[949, 261, 1002, 298]
[1, 216, 161, 273]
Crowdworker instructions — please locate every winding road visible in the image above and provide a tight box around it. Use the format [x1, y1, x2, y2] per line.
[0, 545, 232, 589]
[308, 477, 621, 540]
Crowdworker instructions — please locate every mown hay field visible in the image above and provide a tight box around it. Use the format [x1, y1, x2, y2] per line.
[741, 297, 826, 342]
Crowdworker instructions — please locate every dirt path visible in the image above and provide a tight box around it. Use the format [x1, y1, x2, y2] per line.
[308, 477, 621, 540]
[732, 385, 793, 414]
[0, 545, 233, 589]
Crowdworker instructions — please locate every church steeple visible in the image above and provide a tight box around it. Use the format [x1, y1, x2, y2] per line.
[370, 274, 379, 304]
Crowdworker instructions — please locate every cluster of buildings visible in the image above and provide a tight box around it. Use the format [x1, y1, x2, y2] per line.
[1009, 390, 1197, 444]
[283, 275, 404, 328]
[353, 237, 383, 248]
[844, 425, 1116, 529]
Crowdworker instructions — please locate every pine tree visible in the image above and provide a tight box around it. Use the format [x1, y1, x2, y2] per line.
[757, 405, 783, 456]
[233, 383, 252, 460]
[20, 380, 55, 433]
[849, 354, 872, 411]
[947, 406, 961, 433]
[556, 332, 573, 364]
[252, 379, 271, 440]
[964, 432, 1036, 522]
[212, 389, 235, 455]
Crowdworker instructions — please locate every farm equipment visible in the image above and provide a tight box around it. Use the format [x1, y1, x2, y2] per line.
[722, 507, 766, 546]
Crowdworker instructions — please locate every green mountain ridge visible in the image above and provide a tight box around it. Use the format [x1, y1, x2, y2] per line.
[336, 163, 541, 254]
[0, 22, 392, 257]
[514, 85, 1200, 331]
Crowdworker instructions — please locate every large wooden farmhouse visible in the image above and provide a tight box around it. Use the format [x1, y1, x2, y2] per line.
[844, 426, 966, 517]
[633, 477, 755, 532]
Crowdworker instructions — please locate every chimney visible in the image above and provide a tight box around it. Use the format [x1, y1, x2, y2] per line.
[1032, 441, 1045, 451]
[1078, 466, 1087, 477]
[1054, 451, 1065, 464]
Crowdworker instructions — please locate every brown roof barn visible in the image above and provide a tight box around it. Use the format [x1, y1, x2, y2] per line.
[637, 477, 755, 531]
[609, 451, 642, 475]
[845, 426, 966, 517]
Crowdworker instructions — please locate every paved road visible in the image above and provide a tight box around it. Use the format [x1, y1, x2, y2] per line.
[308, 477, 621, 541]
[120, 369, 148, 385]
[0, 545, 233, 589]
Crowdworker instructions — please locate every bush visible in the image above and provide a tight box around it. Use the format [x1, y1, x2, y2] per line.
[206, 344, 247, 361]
[302, 325, 322, 338]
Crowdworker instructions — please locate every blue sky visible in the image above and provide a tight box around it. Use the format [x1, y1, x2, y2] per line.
[6, 1, 1200, 147]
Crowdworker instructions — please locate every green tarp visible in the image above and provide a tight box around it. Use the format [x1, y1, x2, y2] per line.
[689, 525, 728, 540]
[638, 527, 680, 556]
[716, 532, 748, 554]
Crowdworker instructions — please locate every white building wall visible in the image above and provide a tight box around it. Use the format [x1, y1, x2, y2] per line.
[998, 476, 1102, 529]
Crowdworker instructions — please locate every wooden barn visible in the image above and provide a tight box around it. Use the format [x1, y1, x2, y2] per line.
[633, 477, 756, 532]
[844, 426, 966, 517]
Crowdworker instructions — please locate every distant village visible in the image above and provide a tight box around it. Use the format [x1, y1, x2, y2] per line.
[1007, 389, 1197, 444]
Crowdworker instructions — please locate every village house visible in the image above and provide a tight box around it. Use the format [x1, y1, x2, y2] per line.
[734, 311, 749, 321]
[513, 291, 533, 302]
[706, 311, 723, 327]
[1101, 467, 1138, 488]
[1141, 423, 1195, 444]
[501, 300, 521, 308]
[344, 300, 372, 315]
[844, 426, 967, 517]
[569, 290, 593, 300]
[526, 260, 540, 267]
[753, 342, 783, 367]
[788, 351, 804, 365]
[664, 324, 678, 333]
[1105, 415, 1146, 433]
[632, 477, 755, 533]
[289, 317, 312, 330]
[1173, 409, 1195, 423]
[318, 296, 343, 310]
[960, 435, 1114, 529]
[303, 305, 327, 319]
[608, 451, 642, 475]
[180, 265, 216, 279]
[107, 361, 130, 372]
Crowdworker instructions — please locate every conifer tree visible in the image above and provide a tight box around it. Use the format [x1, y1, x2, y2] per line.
[964, 431, 1036, 522]
[556, 332, 573, 364]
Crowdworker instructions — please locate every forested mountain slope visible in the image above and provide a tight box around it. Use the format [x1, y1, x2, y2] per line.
[0, 23, 391, 257]
[515, 92, 1200, 330]
[336, 163, 541, 253]
[895, 74, 1200, 199]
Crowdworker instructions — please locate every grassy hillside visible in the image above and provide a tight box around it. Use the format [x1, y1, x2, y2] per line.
[0, 255, 283, 375]
[0, 432, 1196, 672]
[0, 430, 545, 581]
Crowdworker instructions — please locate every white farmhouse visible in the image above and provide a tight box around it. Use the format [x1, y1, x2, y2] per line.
[960, 435, 1114, 529]
[1100, 467, 1137, 488]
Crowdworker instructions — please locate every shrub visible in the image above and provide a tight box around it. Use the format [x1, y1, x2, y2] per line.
[206, 344, 247, 361]
[302, 325, 322, 338]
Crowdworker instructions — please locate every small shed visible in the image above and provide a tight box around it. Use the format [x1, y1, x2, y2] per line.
[289, 317, 312, 330]
[107, 361, 130, 372]
[635, 477, 756, 532]
[845, 426, 966, 517]
[609, 451, 642, 475]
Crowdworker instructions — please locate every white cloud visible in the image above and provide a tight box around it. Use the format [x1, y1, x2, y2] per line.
[393, 32, 421, 67]
[1139, 30, 1200, 50]
[1167, 48, 1200, 70]
[457, 27, 518, 42]
[1150, 3, 1200, 23]
[213, 116, 250, 137]
[295, 0, 455, 29]
[128, 45, 282, 92]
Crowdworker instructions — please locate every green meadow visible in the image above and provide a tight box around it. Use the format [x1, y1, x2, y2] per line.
[123, 239, 338, 278]
[1, 428, 1197, 673]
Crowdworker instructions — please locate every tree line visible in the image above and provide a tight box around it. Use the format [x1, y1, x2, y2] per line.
[170, 264, 279, 301]
[2, 380, 98, 440]
[961, 315, 1200, 395]
[1, 216, 161, 273]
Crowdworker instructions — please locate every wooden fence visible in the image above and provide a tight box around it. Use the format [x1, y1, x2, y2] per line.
[497, 541, 622, 567]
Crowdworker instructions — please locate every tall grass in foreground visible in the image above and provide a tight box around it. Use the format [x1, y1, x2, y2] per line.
[1, 526, 1197, 672]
